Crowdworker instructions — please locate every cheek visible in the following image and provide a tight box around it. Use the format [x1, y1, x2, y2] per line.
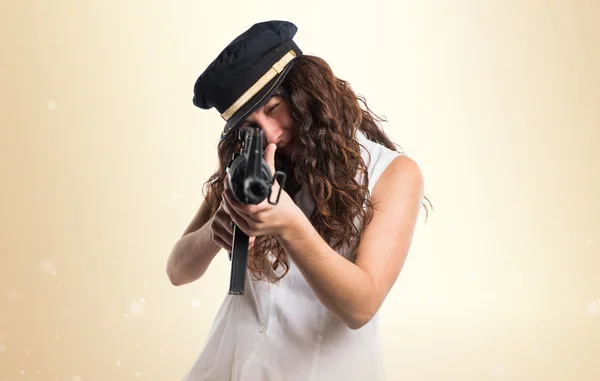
[278, 108, 295, 134]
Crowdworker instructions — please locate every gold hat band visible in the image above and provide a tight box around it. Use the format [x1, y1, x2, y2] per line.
[221, 50, 296, 121]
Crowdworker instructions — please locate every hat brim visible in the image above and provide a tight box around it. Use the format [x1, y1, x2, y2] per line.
[220, 58, 296, 141]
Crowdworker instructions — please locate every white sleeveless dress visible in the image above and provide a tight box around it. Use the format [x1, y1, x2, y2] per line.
[183, 130, 401, 381]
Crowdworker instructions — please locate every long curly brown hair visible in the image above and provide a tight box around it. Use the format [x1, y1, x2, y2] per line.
[201, 55, 432, 283]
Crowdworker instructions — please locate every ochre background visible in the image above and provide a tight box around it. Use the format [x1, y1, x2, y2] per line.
[1, 1, 599, 380]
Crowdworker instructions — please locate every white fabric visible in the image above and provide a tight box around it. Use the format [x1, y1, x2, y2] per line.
[183, 130, 401, 381]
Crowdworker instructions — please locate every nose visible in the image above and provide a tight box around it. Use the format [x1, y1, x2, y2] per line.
[255, 120, 283, 147]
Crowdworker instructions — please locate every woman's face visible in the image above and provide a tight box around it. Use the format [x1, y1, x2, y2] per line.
[240, 95, 296, 156]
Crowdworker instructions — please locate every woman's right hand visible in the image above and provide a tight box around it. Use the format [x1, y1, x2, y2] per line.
[210, 199, 255, 253]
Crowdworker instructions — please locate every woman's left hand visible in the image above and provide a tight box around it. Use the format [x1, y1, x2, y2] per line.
[222, 143, 304, 238]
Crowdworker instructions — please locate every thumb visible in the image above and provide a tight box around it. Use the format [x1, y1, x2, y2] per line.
[264, 143, 277, 176]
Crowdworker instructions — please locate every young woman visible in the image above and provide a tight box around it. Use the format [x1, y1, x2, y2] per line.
[166, 20, 430, 381]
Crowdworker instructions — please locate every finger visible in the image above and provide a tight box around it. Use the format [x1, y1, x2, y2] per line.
[218, 238, 232, 253]
[217, 205, 233, 231]
[216, 205, 234, 234]
[210, 229, 232, 253]
[264, 143, 277, 176]
[223, 189, 261, 223]
[226, 203, 254, 236]
[221, 193, 237, 219]
[212, 213, 234, 241]
[264, 143, 282, 195]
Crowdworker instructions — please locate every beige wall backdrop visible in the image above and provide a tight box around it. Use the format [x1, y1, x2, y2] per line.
[1, 0, 599, 380]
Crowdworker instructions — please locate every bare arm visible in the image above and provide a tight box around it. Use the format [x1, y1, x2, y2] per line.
[275, 156, 424, 329]
[165, 199, 222, 286]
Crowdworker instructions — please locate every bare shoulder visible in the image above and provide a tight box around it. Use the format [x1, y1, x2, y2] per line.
[371, 155, 424, 203]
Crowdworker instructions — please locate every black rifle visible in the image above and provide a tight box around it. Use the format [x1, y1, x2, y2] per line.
[225, 125, 287, 295]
